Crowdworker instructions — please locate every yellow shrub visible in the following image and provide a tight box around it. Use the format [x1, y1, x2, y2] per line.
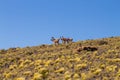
[23, 71, 32, 75]
[75, 63, 87, 70]
[38, 68, 49, 79]
[64, 71, 71, 80]
[113, 59, 120, 62]
[64, 74, 71, 80]
[16, 77, 25, 80]
[75, 57, 81, 62]
[81, 73, 87, 80]
[66, 78, 72, 80]
[64, 71, 70, 75]
[93, 69, 102, 75]
[4, 72, 13, 78]
[45, 60, 53, 66]
[106, 58, 120, 63]
[19, 63, 24, 68]
[39, 68, 48, 73]
[9, 64, 17, 70]
[55, 67, 65, 73]
[68, 59, 76, 63]
[55, 58, 61, 63]
[108, 49, 115, 53]
[33, 73, 42, 80]
[24, 59, 31, 64]
[73, 73, 80, 78]
[102, 77, 108, 80]
[106, 65, 117, 72]
[35, 60, 42, 63]
[116, 69, 120, 77]
[34, 60, 43, 66]
[35, 65, 42, 70]
[29, 62, 34, 66]
[100, 64, 105, 69]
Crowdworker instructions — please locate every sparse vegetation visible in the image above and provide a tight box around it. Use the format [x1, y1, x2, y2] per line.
[0, 37, 120, 80]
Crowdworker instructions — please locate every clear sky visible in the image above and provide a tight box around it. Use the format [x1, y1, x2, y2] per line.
[0, 0, 120, 49]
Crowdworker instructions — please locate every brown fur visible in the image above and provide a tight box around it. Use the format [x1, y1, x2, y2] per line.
[76, 46, 98, 52]
[83, 46, 98, 51]
[51, 37, 60, 45]
[60, 36, 73, 44]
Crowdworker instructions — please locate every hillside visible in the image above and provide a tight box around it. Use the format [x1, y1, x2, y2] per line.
[0, 37, 120, 80]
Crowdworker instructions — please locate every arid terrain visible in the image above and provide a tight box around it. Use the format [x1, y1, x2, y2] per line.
[0, 37, 120, 80]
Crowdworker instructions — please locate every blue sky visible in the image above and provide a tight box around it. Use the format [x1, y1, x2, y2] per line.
[0, 0, 120, 49]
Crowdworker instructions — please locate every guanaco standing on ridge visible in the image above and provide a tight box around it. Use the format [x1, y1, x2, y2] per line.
[51, 37, 60, 45]
[60, 36, 73, 44]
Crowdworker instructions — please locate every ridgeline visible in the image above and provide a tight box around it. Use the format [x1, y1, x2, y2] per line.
[0, 37, 120, 80]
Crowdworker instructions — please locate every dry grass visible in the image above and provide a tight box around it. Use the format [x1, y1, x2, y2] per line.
[0, 36, 120, 80]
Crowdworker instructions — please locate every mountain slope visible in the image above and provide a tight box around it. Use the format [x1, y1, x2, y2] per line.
[0, 37, 120, 80]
